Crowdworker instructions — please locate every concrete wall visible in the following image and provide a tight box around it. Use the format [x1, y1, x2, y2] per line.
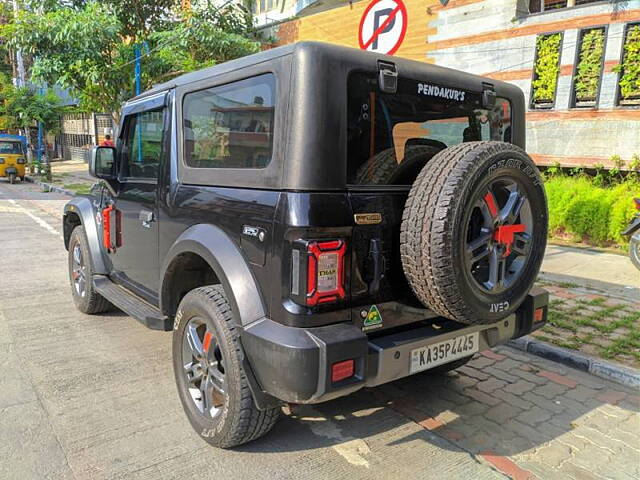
[267, 0, 640, 167]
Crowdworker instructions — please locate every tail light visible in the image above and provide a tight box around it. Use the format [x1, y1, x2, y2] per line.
[102, 205, 122, 251]
[634, 198, 640, 211]
[291, 239, 346, 306]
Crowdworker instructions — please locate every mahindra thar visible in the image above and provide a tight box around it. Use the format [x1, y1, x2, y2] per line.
[63, 42, 549, 448]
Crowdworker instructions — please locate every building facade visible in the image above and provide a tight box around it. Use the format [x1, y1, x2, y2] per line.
[261, 0, 640, 168]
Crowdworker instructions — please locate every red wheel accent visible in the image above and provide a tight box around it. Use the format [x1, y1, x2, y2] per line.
[203, 331, 213, 353]
[483, 191, 498, 218]
[493, 224, 526, 257]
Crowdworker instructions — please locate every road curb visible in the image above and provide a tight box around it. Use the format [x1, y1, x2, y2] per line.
[509, 336, 640, 389]
[25, 175, 76, 197]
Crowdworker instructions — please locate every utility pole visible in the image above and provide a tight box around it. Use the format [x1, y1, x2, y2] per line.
[134, 44, 141, 96]
[12, 0, 25, 88]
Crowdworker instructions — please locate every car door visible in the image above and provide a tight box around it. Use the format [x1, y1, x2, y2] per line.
[110, 107, 166, 301]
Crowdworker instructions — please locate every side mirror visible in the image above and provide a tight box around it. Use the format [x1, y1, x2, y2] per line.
[89, 146, 116, 180]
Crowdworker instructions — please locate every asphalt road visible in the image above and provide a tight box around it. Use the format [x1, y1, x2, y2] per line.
[0, 179, 638, 480]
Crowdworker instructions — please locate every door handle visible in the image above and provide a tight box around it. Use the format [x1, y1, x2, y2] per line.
[139, 209, 155, 228]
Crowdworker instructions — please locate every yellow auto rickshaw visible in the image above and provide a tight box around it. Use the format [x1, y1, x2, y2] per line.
[0, 135, 27, 184]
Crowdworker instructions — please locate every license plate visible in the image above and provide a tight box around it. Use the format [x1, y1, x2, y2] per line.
[410, 332, 479, 374]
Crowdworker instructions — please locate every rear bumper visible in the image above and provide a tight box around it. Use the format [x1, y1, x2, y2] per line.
[242, 287, 548, 404]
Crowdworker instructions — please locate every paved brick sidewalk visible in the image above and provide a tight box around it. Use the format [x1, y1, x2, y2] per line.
[533, 280, 640, 369]
[310, 346, 639, 480]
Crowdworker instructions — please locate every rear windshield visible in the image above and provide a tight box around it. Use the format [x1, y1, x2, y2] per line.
[347, 72, 512, 186]
[0, 141, 23, 155]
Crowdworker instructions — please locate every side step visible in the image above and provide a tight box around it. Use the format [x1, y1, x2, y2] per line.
[93, 275, 172, 331]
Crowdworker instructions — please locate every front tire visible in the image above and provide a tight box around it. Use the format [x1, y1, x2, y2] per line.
[68, 226, 112, 314]
[172, 285, 280, 448]
[8, 173, 16, 184]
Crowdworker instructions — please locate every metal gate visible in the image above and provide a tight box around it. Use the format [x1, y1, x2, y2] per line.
[59, 113, 114, 161]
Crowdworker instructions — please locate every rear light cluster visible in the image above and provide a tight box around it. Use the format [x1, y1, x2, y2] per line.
[634, 198, 640, 211]
[291, 239, 346, 306]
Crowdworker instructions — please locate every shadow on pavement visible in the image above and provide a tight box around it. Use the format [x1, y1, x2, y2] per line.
[238, 350, 639, 460]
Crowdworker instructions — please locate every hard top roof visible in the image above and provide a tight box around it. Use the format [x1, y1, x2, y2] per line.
[129, 43, 297, 102]
[127, 41, 516, 105]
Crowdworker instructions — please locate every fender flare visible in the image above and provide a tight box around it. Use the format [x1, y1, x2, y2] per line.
[159, 224, 266, 327]
[63, 198, 108, 274]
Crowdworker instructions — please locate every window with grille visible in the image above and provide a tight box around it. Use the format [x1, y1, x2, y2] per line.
[529, 0, 603, 14]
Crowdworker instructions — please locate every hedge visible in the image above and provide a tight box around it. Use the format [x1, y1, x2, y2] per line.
[545, 176, 639, 247]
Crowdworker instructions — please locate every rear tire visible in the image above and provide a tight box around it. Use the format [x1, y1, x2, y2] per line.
[68, 226, 112, 314]
[401, 141, 547, 325]
[173, 285, 281, 448]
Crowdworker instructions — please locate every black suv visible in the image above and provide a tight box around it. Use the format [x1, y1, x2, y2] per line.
[63, 42, 549, 448]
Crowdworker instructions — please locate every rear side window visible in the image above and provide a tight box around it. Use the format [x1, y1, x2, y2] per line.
[347, 72, 512, 186]
[183, 74, 275, 169]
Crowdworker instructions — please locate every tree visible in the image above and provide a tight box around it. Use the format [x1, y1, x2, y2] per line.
[0, 75, 63, 132]
[24, 0, 180, 38]
[4, 1, 260, 121]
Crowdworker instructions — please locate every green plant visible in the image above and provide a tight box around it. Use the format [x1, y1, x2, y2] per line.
[574, 28, 605, 102]
[613, 25, 640, 101]
[545, 175, 639, 247]
[532, 33, 562, 104]
[545, 161, 563, 178]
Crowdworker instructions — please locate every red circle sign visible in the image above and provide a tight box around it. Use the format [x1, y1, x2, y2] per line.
[358, 0, 408, 55]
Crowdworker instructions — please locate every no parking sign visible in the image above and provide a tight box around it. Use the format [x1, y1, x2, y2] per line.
[358, 0, 408, 55]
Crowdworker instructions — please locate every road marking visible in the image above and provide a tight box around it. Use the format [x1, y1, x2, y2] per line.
[6, 198, 62, 238]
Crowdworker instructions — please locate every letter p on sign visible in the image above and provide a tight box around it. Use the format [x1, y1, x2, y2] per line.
[358, 0, 408, 55]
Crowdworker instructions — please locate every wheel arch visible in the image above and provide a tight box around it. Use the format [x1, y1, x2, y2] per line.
[160, 224, 266, 327]
[63, 198, 108, 274]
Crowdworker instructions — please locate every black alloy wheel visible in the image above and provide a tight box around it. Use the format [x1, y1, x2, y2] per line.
[464, 177, 533, 295]
[181, 316, 226, 420]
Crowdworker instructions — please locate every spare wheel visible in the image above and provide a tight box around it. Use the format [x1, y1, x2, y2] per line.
[400, 141, 548, 325]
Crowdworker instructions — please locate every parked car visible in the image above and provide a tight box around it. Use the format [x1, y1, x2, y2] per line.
[62, 42, 549, 448]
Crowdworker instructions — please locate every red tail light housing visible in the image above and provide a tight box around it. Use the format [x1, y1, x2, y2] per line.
[306, 240, 346, 306]
[291, 239, 346, 307]
[634, 198, 640, 211]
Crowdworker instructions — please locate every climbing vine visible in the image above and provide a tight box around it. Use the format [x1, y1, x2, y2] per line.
[614, 24, 640, 103]
[532, 33, 562, 106]
[574, 28, 605, 103]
